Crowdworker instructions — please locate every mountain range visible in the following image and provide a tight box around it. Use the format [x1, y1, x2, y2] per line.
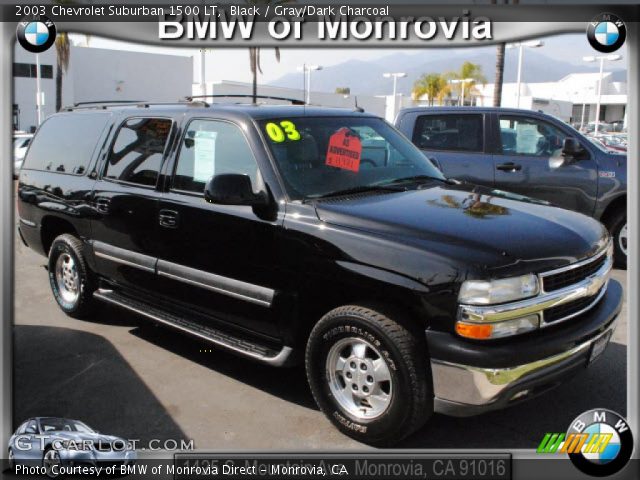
[271, 48, 627, 96]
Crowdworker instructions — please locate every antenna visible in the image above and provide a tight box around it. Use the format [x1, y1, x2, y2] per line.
[354, 96, 364, 113]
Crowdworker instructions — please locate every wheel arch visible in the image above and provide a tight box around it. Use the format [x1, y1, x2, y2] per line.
[40, 215, 80, 255]
[287, 261, 439, 351]
[599, 194, 627, 228]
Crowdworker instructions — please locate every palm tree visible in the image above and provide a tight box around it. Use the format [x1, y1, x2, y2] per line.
[447, 61, 487, 106]
[248, 46, 281, 103]
[493, 43, 505, 107]
[491, 0, 518, 106]
[246, 0, 292, 103]
[54, 32, 70, 111]
[412, 73, 450, 106]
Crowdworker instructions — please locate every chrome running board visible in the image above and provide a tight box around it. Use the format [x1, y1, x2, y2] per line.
[94, 288, 293, 367]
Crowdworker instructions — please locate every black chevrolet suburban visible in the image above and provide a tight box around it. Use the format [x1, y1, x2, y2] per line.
[17, 100, 622, 446]
[395, 107, 628, 267]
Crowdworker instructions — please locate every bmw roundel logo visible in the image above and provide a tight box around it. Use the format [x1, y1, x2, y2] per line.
[567, 409, 634, 477]
[16, 16, 57, 53]
[587, 14, 626, 53]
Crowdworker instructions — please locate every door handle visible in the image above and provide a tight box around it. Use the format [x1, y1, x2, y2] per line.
[496, 162, 522, 172]
[95, 197, 111, 214]
[159, 209, 179, 228]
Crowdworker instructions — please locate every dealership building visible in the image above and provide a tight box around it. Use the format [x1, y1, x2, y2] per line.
[13, 44, 193, 133]
[475, 72, 627, 126]
[14, 42, 626, 131]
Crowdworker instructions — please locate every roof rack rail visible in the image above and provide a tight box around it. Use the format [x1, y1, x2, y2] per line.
[62, 100, 213, 112]
[184, 94, 306, 106]
[73, 100, 145, 107]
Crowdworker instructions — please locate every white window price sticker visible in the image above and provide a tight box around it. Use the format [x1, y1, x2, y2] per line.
[193, 130, 217, 182]
[515, 123, 540, 155]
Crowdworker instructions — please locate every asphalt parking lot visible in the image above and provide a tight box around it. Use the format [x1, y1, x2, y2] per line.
[13, 226, 628, 450]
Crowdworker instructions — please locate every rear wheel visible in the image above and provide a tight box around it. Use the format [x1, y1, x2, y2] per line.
[305, 305, 432, 446]
[48, 234, 96, 317]
[606, 209, 627, 269]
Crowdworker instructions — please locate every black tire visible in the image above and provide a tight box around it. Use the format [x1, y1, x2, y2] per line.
[48, 233, 96, 318]
[606, 209, 627, 269]
[43, 447, 61, 478]
[305, 305, 432, 446]
[8, 448, 15, 470]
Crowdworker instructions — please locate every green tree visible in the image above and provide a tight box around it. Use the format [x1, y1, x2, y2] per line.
[448, 61, 487, 106]
[412, 73, 450, 106]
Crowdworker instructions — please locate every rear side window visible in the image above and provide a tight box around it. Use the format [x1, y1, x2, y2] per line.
[23, 113, 109, 175]
[104, 117, 172, 187]
[412, 114, 483, 152]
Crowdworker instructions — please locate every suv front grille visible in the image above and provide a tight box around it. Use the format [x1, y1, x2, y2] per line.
[543, 287, 605, 324]
[542, 251, 607, 292]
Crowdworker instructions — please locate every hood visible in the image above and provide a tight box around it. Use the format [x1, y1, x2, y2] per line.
[314, 182, 608, 275]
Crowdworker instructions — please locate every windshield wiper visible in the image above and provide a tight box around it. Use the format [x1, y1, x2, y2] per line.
[309, 184, 406, 201]
[378, 174, 444, 187]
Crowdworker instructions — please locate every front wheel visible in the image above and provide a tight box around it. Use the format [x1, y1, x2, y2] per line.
[607, 210, 627, 269]
[43, 448, 61, 478]
[305, 305, 432, 446]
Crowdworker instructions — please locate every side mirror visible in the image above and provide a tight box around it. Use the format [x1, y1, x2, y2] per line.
[204, 174, 268, 206]
[562, 137, 584, 160]
[427, 156, 443, 172]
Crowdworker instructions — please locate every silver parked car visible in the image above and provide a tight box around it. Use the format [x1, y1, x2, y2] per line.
[13, 133, 33, 178]
[8, 417, 136, 475]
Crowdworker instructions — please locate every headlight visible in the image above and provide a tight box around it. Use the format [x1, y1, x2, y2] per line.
[458, 274, 539, 305]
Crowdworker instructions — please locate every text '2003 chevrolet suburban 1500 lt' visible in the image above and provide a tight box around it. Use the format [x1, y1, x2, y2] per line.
[17, 99, 622, 446]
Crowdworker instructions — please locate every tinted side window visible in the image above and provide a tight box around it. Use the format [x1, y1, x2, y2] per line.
[173, 119, 260, 193]
[499, 116, 567, 157]
[23, 113, 109, 175]
[412, 114, 483, 152]
[104, 118, 172, 187]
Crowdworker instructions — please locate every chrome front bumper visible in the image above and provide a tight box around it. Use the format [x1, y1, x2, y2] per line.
[431, 319, 618, 416]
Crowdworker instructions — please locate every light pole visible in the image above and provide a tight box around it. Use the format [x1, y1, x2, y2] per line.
[200, 49, 207, 96]
[297, 64, 323, 104]
[450, 78, 473, 106]
[506, 40, 544, 108]
[35, 53, 42, 125]
[383, 72, 407, 117]
[583, 54, 622, 135]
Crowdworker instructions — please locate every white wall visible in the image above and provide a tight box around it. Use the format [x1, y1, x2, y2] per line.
[13, 47, 56, 132]
[200, 81, 400, 120]
[66, 46, 193, 105]
[13, 44, 193, 132]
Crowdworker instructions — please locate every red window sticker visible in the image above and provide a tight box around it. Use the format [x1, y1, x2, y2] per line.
[325, 128, 362, 172]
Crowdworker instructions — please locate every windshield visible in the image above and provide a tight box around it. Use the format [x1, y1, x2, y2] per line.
[259, 116, 444, 200]
[39, 418, 95, 433]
